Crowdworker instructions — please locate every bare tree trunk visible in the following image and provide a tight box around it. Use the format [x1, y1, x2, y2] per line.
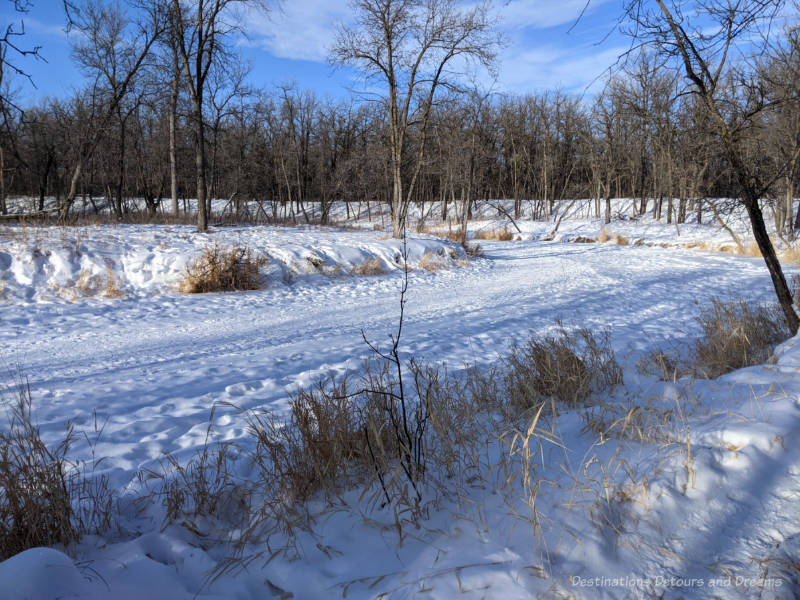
[58, 161, 83, 222]
[169, 45, 180, 214]
[392, 162, 403, 237]
[116, 107, 125, 217]
[784, 176, 794, 241]
[194, 100, 208, 231]
[746, 197, 799, 331]
[0, 146, 6, 215]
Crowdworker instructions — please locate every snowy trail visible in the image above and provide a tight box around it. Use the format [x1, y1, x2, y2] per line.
[1, 240, 781, 473]
[1, 236, 799, 599]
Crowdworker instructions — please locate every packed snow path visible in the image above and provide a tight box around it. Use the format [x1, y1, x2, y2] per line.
[2, 237, 799, 599]
[0, 239, 783, 472]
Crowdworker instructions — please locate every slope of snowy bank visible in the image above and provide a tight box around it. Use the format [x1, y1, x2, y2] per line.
[0, 227, 799, 599]
[0, 224, 465, 304]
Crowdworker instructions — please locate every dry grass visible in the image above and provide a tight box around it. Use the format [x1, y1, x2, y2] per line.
[0, 380, 77, 559]
[247, 372, 400, 504]
[0, 378, 114, 560]
[418, 251, 449, 271]
[504, 325, 623, 412]
[636, 348, 683, 381]
[743, 240, 763, 257]
[350, 257, 386, 276]
[442, 229, 466, 243]
[102, 264, 124, 298]
[781, 245, 800, 266]
[638, 297, 791, 381]
[159, 443, 247, 530]
[596, 228, 630, 246]
[462, 241, 483, 258]
[474, 226, 514, 241]
[692, 297, 790, 378]
[179, 245, 266, 293]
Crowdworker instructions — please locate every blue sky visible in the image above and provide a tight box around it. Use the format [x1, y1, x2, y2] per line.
[0, 0, 628, 107]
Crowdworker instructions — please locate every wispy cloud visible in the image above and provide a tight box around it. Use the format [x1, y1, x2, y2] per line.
[496, 43, 627, 95]
[243, 0, 350, 62]
[497, 0, 614, 30]
[242, 1, 624, 95]
[8, 15, 68, 38]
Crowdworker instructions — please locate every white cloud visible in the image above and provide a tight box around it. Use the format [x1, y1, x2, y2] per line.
[496, 43, 626, 95]
[497, 0, 614, 30]
[241, 0, 625, 95]
[243, 0, 351, 62]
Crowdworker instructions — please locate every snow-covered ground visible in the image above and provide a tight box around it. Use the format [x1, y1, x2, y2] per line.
[0, 224, 464, 304]
[1, 206, 799, 599]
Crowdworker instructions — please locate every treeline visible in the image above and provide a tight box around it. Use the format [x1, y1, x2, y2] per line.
[1, 3, 799, 234]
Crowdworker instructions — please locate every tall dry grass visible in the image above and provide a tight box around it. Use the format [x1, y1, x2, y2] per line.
[180, 245, 266, 293]
[473, 226, 514, 241]
[691, 298, 789, 378]
[0, 378, 114, 560]
[504, 326, 623, 411]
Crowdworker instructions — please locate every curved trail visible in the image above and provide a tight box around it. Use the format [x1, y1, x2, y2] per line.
[2, 238, 800, 599]
[0, 241, 780, 471]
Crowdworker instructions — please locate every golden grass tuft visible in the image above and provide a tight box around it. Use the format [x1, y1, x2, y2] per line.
[350, 257, 386, 276]
[179, 245, 266, 293]
[692, 297, 790, 379]
[418, 251, 448, 271]
[473, 226, 514, 241]
[102, 264, 124, 298]
[781, 245, 800, 266]
[442, 229, 466, 243]
[613, 234, 629, 246]
[0, 378, 114, 560]
[504, 325, 623, 411]
[743, 241, 762, 257]
[247, 373, 396, 503]
[597, 227, 610, 243]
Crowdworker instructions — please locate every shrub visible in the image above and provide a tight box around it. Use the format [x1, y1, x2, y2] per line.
[613, 235, 629, 246]
[248, 374, 396, 503]
[462, 241, 483, 257]
[0, 379, 113, 560]
[504, 326, 622, 411]
[159, 440, 247, 529]
[692, 297, 790, 378]
[418, 251, 448, 271]
[474, 227, 513, 241]
[180, 245, 266, 293]
[350, 257, 386, 276]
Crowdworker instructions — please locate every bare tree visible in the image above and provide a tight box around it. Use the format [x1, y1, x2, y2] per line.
[333, 0, 499, 238]
[0, 0, 44, 116]
[170, 0, 267, 232]
[619, 0, 799, 333]
[57, 0, 164, 221]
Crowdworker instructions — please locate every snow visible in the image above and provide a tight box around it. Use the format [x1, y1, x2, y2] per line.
[1, 203, 799, 599]
[0, 224, 465, 304]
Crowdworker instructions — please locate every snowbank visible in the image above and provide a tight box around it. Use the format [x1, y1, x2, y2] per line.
[0, 224, 466, 304]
